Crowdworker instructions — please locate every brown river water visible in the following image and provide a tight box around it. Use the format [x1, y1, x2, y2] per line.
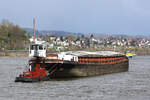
[0, 56, 150, 100]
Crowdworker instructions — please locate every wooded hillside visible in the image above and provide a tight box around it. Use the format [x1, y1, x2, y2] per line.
[0, 19, 30, 50]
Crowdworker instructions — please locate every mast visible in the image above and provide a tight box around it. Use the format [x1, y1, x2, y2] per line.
[33, 18, 36, 42]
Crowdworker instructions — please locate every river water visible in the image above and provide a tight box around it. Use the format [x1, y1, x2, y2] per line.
[0, 56, 150, 100]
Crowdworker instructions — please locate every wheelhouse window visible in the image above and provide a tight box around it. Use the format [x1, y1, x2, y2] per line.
[30, 45, 45, 50]
[31, 45, 38, 50]
[39, 45, 43, 50]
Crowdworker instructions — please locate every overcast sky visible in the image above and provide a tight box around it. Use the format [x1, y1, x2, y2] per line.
[0, 0, 150, 35]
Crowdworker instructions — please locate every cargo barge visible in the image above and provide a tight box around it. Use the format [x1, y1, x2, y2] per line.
[15, 42, 129, 82]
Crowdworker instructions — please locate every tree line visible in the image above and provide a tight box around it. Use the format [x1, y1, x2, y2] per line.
[0, 19, 30, 50]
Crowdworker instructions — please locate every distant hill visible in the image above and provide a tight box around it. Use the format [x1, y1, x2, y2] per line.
[23, 28, 150, 39]
[23, 28, 83, 37]
[23, 28, 118, 38]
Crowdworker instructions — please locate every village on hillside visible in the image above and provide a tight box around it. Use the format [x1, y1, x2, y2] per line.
[30, 34, 150, 55]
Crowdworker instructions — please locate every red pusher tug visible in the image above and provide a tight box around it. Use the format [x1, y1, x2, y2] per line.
[15, 58, 49, 82]
[15, 42, 62, 82]
[15, 42, 50, 82]
[15, 18, 57, 82]
[15, 18, 49, 82]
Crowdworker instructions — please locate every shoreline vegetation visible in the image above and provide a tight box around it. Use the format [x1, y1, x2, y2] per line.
[0, 19, 30, 51]
[0, 47, 150, 57]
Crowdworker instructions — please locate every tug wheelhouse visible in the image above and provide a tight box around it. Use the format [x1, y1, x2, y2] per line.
[29, 43, 46, 58]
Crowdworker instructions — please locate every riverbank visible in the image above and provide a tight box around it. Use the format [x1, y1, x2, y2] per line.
[0, 47, 150, 57]
[0, 50, 28, 57]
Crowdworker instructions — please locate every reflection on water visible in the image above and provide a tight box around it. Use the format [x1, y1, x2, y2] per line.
[0, 56, 150, 100]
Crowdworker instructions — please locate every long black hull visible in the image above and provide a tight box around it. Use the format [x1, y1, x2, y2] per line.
[46, 61, 129, 78]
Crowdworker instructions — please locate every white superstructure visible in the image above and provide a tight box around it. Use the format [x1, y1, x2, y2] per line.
[58, 52, 78, 62]
[29, 41, 46, 57]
